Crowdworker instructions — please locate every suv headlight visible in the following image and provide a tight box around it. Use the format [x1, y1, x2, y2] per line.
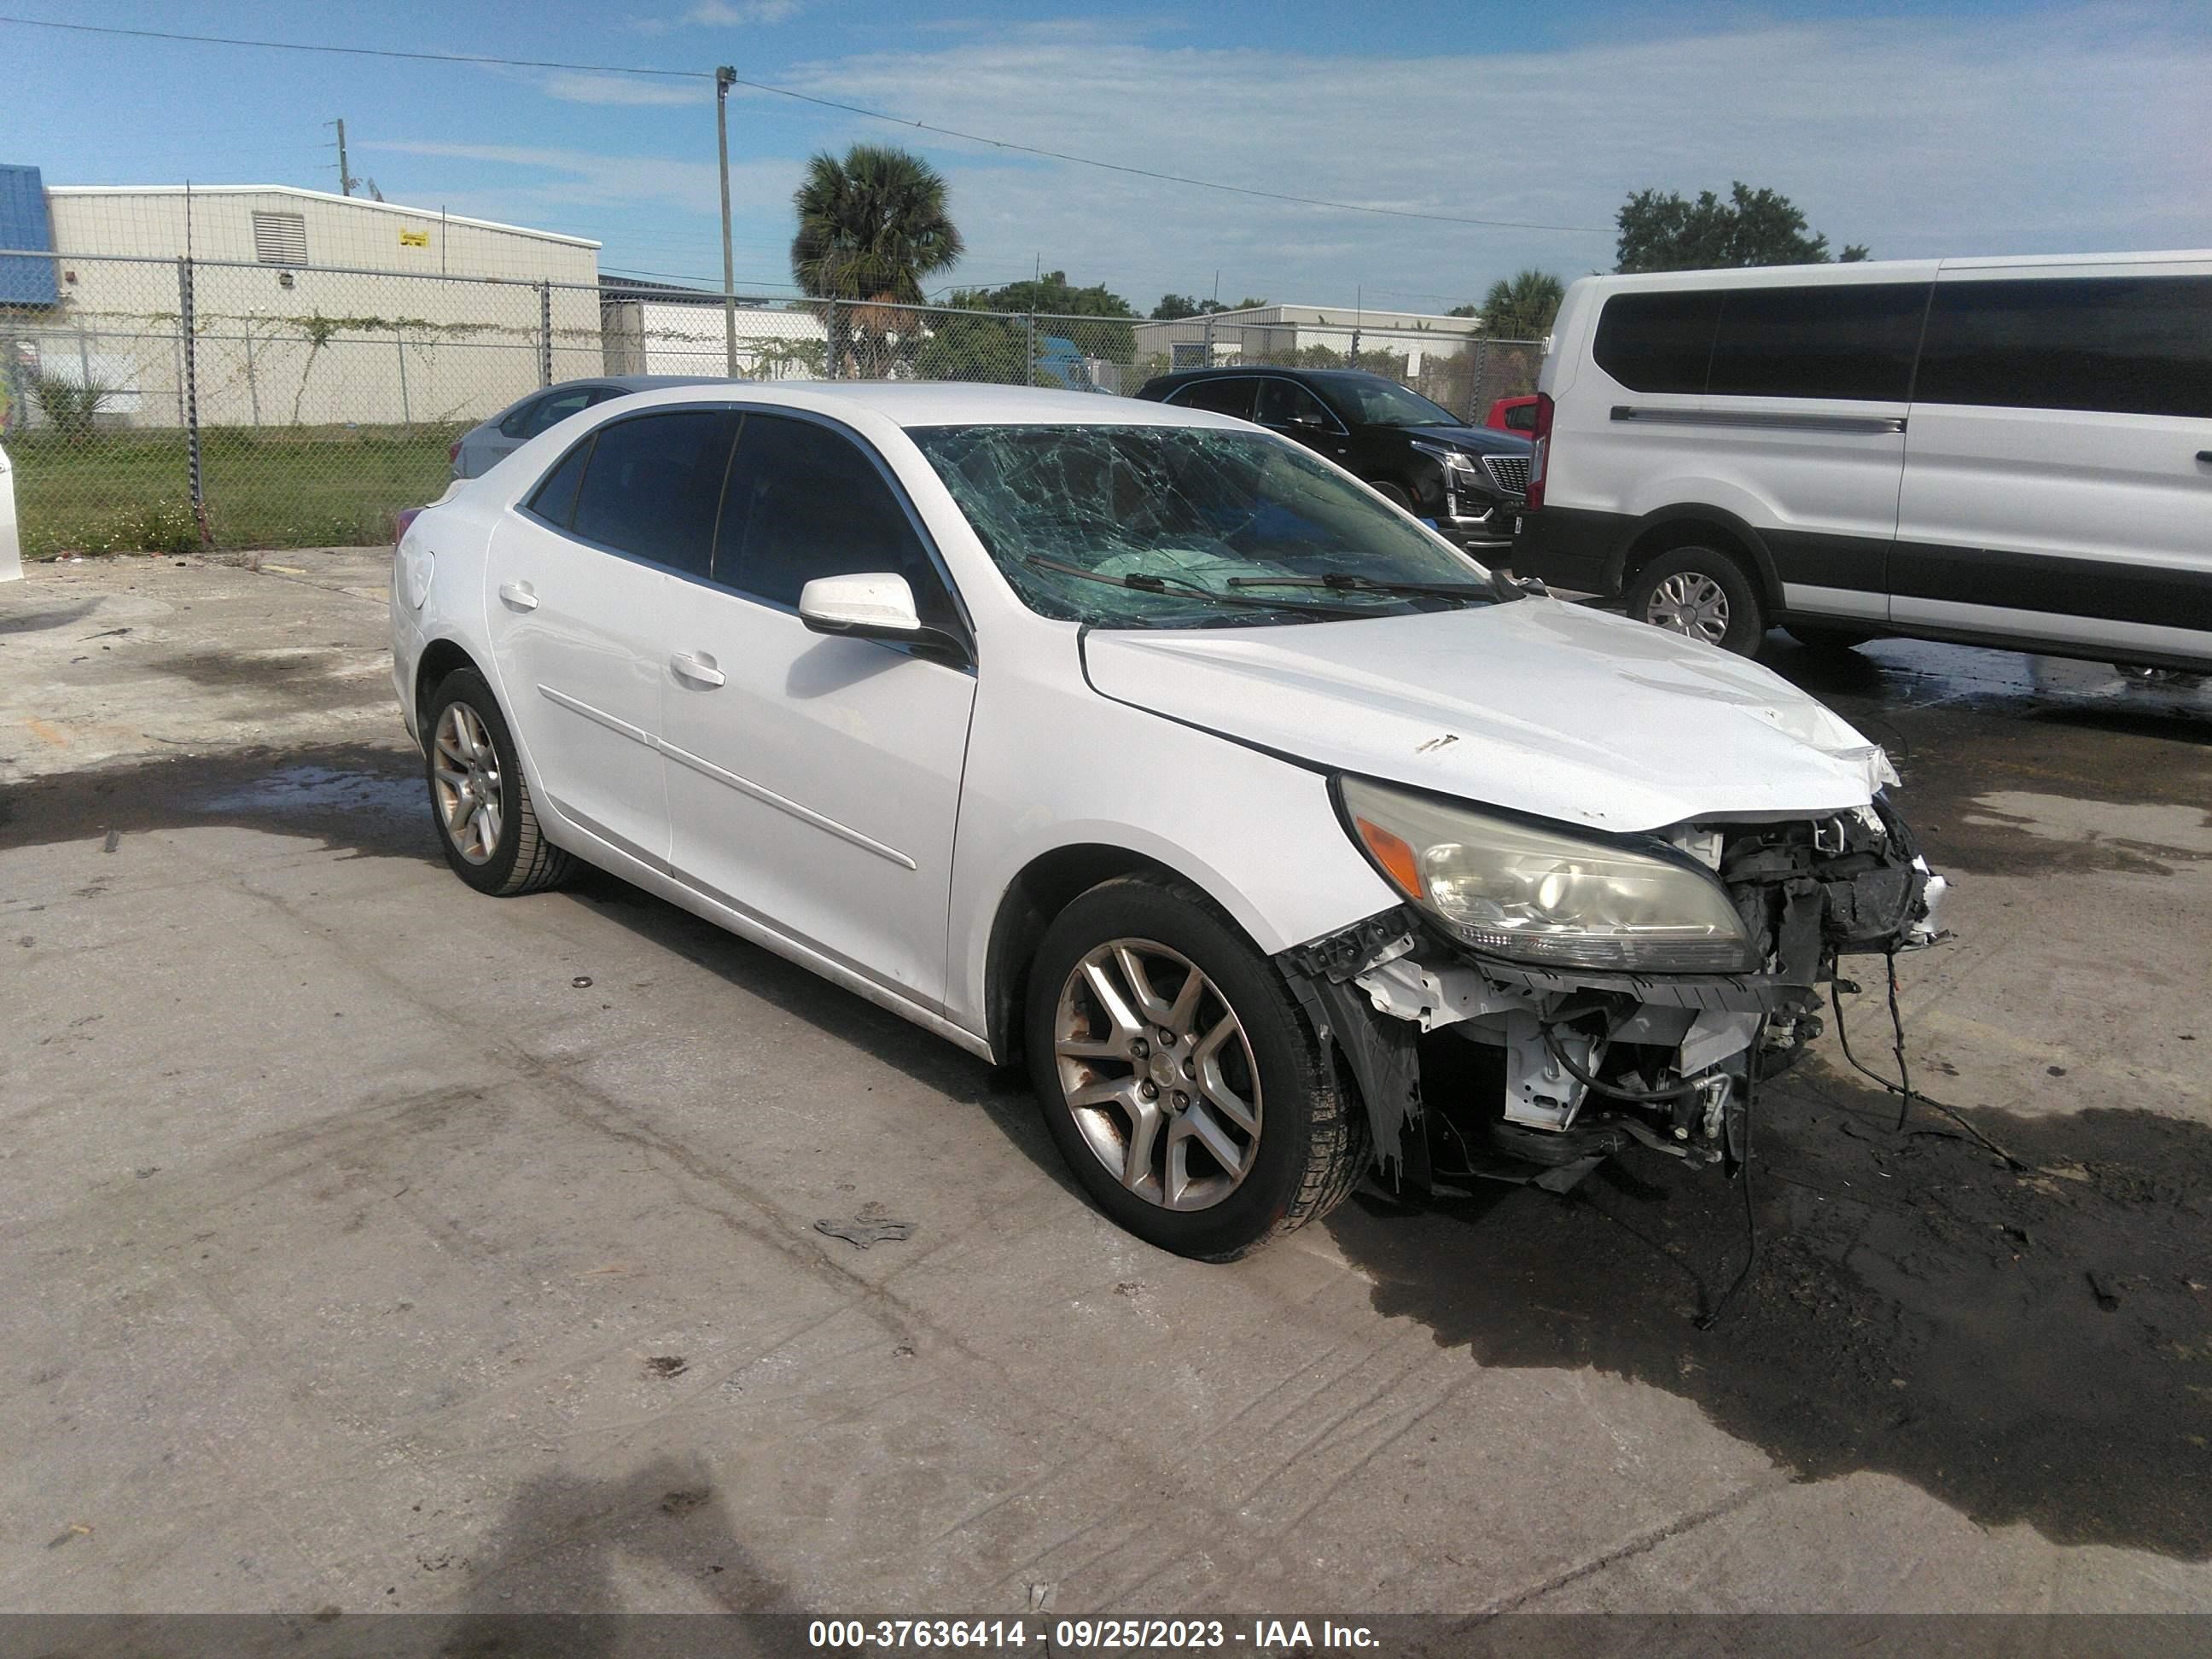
[1339, 776, 1756, 972]
[1410, 439, 1481, 476]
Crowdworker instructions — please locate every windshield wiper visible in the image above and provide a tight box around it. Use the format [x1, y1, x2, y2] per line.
[1225, 571, 1497, 604]
[1022, 554, 1379, 619]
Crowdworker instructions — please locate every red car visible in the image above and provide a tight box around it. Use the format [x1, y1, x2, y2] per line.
[1484, 395, 1539, 436]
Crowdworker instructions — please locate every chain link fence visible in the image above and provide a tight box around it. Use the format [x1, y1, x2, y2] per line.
[3, 248, 1545, 557]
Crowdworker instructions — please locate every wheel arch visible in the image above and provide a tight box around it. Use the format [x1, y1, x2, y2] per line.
[982, 842, 1266, 1067]
[1606, 504, 1782, 611]
[413, 637, 484, 750]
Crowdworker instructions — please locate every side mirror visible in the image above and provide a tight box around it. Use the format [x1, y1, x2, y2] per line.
[798, 573, 968, 660]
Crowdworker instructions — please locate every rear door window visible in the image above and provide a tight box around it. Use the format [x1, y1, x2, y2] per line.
[1592, 291, 1722, 394]
[568, 409, 740, 578]
[1915, 275, 2212, 418]
[1706, 283, 1928, 401]
[1168, 377, 1258, 419]
[714, 414, 958, 630]
[1254, 379, 1336, 428]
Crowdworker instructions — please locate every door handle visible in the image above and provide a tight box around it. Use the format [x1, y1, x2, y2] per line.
[498, 581, 538, 611]
[671, 652, 725, 688]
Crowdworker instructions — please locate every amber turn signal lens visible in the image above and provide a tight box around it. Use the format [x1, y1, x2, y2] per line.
[1355, 817, 1423, 898]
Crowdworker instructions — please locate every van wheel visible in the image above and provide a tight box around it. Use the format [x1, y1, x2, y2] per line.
[1625, 546, 1766, 655]
[1784, 622, 1877, 652]
[1024, 876, 1369, 1261]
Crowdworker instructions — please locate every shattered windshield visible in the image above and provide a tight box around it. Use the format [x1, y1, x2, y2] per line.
[909, 424, 1496, 629]
[1307, 375, 1462, 428]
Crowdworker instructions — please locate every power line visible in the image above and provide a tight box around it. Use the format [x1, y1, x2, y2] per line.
[0, 13, 1613, 236]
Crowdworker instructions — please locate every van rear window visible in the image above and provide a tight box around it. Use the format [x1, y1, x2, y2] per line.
[1592, 291, 1720, 394]
[1915, 276, 2212, 419]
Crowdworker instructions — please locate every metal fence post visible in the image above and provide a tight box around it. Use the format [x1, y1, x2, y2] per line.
[395, 327, 410, 427]
[537, 281, 553, 387]
[176, 257, 209, 545]
[1023, 311, 1036, 387]
[825, 296, 840, 380]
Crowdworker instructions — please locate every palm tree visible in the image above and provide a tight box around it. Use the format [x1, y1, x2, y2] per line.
[1478, 270, 1566, 341]
[791, 145, 964, 377]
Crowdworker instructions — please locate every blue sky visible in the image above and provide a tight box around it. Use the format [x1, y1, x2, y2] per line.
[3, 1, 2207, 311]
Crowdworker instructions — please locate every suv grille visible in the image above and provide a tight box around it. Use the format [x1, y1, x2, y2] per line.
[1481, 454, 1531, 498]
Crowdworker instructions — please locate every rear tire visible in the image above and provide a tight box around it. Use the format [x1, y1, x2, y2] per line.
[1023, 876, 1369, 1261]
[1624, 545, 1766, 655]
[425, 667, 575, 897]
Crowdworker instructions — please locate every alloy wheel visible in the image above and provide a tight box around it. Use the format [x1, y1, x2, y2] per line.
[432, 701, 504, 865]
[1051, 938, 1262, 1211]
[1644, 571, 1732, 644]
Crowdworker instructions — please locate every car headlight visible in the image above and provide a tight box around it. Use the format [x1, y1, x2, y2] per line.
[1410, 439, 1481, 476]
[1339, 776, 1756, 972]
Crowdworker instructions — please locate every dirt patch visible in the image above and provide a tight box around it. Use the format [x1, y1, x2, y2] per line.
[1331, 1065, 2212, 1558]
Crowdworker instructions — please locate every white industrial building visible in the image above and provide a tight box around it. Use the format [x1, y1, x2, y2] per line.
[601, 281, 828, 381]
[5, 180, 602, 428]
[1132, 303, 1485, 374]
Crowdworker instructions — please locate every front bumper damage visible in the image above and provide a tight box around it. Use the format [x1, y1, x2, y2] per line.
[1278, 796, 1948, 1194]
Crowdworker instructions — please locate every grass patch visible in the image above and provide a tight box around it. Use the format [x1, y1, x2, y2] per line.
[9, 422, 465, 555]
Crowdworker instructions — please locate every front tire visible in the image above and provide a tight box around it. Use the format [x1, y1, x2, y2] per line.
[1024, 876, 1368, 1261]
[425, 667, 575, 896]
[1371, 480, 1416, 511]
[1625, 545, 1766, 655]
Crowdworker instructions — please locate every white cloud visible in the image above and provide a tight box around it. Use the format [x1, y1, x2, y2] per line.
[763, 9, 2212, 308]
[538, 72, 701, 107]
[359, 140, 792, 221]
[627, 0, 799, 34]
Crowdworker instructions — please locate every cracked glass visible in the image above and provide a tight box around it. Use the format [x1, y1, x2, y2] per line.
[910, 423, 1499, 629]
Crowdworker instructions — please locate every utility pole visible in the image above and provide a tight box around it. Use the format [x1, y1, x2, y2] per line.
[715, 67, 738, 380]
[327, 119, 358, 197]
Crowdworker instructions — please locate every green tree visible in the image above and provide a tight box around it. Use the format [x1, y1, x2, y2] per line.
[1476, 270, 1566, 340]
[1150, 294, 1271, 320]
[1615, 182, 1870, 273]
[790, 144, 964, 376]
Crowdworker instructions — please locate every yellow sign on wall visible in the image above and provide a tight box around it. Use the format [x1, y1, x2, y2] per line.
[399, 229, 430, 248]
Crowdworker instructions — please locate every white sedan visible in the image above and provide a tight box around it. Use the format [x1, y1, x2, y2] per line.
[391, 383, 1943, 1260]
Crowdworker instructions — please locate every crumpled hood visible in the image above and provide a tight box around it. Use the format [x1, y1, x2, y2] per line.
[1081, 598, 1897, 835]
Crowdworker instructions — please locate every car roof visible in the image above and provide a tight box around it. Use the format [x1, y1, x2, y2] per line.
[596, 381, 1250, 431]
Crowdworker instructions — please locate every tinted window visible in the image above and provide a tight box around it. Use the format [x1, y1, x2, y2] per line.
[1593, 290, 1721, 393]
[716, 414, 952, 626]
[569, 410, 738, 577]
[1169, 377, 1256, 418]
[1254, 379, 1334, 428]
[522, 387, 598, 437]
[1916, 276, 2212, 418]
[1706, 283, 1927, 401]
[498, 395, 544, 439]
[526, 434, 593, 528]
[1503, 404, 1535, 432]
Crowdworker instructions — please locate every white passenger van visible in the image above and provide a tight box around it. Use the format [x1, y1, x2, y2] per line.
[1511, 252, 2212, 671]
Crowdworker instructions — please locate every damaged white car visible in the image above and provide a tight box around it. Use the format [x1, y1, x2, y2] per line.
[391, 383, 1945, 1260]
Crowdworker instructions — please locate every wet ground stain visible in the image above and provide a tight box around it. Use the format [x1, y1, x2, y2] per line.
[1763, 637, 2212, 880]
[1330, 1065, 2212, 1559]
[0, 742, 436, 862]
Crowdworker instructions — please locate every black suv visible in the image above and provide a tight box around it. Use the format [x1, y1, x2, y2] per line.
[1133, 367, 1532, 553]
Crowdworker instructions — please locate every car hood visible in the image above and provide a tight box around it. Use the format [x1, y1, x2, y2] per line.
[1394, 423, 1532, 457]
[1081, 598, 1897, 835]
